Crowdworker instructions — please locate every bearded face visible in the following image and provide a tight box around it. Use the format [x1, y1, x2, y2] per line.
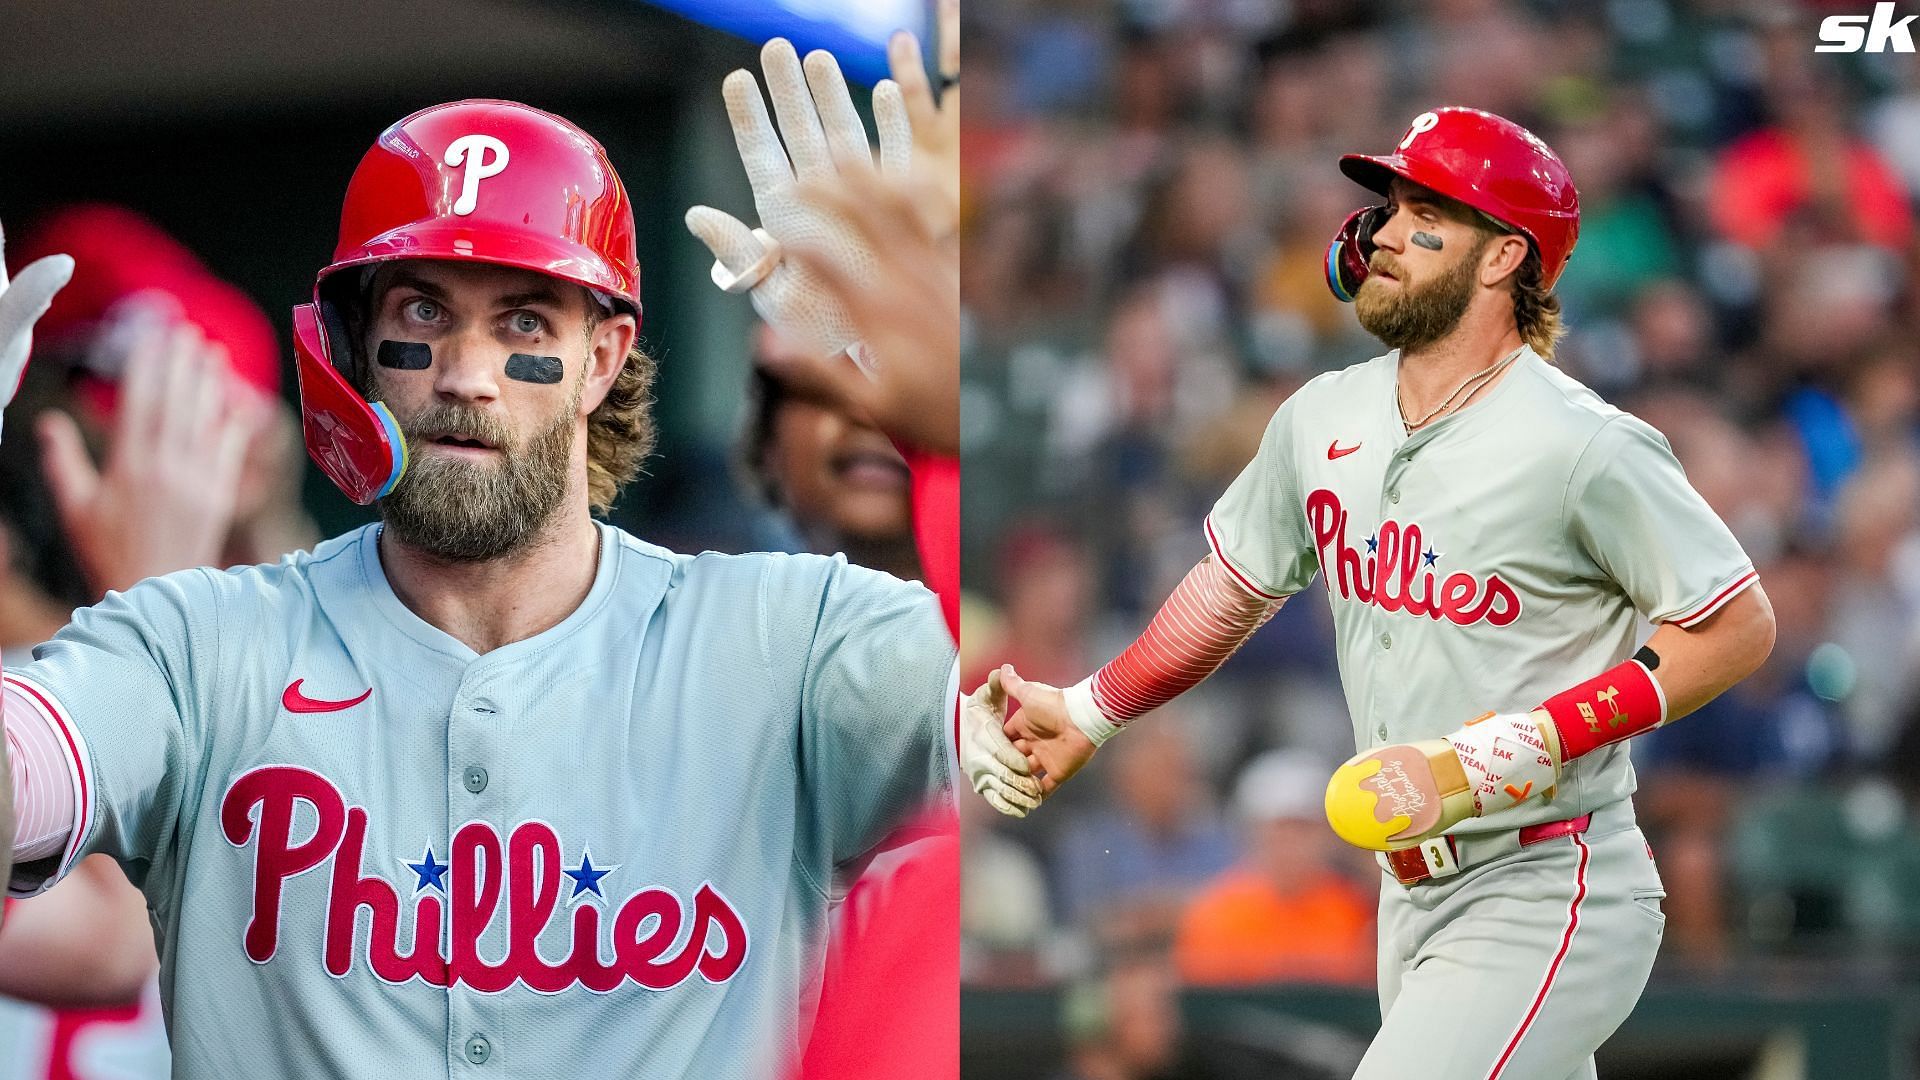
[1352, 232, 1492, 353]
[376, 373, 583, 562]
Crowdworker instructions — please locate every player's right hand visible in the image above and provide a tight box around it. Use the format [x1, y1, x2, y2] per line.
[0, 223, 76, 437]
[997, 665, 1099, 796]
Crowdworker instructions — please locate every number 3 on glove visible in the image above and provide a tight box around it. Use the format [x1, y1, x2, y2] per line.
[1324, 739, 1476, 851]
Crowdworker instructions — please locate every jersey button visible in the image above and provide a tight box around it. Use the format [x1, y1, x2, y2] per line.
[1377, 725, 1389, 740]
[1380, 632, 1392, 650]
[465, 1035, 491, 1065]
[463, 766, 489, 794]
[1388, 489, 1400, 504]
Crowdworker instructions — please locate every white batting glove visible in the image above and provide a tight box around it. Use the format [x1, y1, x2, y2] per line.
[0, 223, 75, 440]
[686, 38, 912, 370]
[961, 670, 1044, 819]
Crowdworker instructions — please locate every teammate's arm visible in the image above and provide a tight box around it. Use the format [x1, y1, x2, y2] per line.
[0, 855, 154, 1007]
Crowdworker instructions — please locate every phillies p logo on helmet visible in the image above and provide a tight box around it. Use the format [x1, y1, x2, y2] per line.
[443, 134, 511, 216]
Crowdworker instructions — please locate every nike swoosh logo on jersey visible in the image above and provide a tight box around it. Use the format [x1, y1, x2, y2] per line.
[1328, 441, 1362, 460]
[282, 679, 373, 714]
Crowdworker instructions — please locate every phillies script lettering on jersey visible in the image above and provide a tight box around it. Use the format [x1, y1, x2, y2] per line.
[221, 766, 749, 991]
[1306, 488, 1521, 626]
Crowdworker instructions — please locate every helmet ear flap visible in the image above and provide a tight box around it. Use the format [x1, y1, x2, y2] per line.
[1326, 204, 1388, 303]
[317, 297, 359, 387]
[292, 302, 408, 505]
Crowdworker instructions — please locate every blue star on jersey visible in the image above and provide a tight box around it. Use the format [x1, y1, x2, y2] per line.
[405, 846, 448, 894]
[565, 850, 618, 901]
[1366, 534, 1379, 553]
[1424, 547, 1440, 566]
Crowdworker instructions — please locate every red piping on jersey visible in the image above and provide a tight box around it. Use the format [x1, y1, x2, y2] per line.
[1669, 569, 1758, 628]
[1485, 831, 1590, 1080]
[1202, 515, 1283, 601]
[5, 675, 90, 877]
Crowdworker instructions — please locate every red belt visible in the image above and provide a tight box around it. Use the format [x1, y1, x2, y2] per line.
[1385, 813, 1593, 886]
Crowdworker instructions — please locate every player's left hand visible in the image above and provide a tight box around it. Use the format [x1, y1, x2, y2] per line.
[0, 222, 76, 438]
[961, 670, 1044, 818]
[686, 38, 911, 364]
[1325, 710, 1561, 851]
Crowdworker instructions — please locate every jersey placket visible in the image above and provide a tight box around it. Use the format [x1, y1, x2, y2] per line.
[1368, 440, 1415, 746]
[447, 662, 506, 1077]
[1367, 422, 1449, 748]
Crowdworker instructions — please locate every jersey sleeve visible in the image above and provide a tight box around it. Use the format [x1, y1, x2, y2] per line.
[1566, 414, 1758, 627]
[6, 570, 219, 896]
[1204, 394, 1320, 599]
[778, 556, 955, 882]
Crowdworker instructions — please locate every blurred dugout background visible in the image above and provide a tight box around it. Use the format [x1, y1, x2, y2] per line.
[0, 1, 923, 1077]
[960, 1, 1920, 1077]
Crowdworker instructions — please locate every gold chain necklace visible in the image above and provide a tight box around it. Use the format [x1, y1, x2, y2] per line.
[1398, 347, 1524, 433]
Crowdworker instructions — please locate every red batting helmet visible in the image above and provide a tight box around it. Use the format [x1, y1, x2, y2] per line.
[294, 99, 641, 504]
[1327, 107, 1579, 302]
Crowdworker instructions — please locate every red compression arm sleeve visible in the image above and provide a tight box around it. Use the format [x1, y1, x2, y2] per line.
[1089, 556, 1280, 726]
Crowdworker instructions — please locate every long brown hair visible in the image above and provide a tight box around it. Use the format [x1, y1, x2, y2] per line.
[583, 316, 657, 515]
[1511, 249, 1566, 362]
[1473, 213, 1566, 361]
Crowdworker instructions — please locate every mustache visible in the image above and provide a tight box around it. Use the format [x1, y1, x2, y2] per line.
[1369, 251, 1405, 279]
[402, 403, 515, 449]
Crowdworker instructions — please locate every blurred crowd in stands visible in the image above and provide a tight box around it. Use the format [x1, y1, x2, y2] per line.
[958, 0, 1920, 1055]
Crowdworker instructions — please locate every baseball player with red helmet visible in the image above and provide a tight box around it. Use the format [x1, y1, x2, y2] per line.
[976, 107, 1777, 1078]
[0, 40, 1007, 1077]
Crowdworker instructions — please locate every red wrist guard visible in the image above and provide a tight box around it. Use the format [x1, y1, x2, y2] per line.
[1537, 658, 1666, 762]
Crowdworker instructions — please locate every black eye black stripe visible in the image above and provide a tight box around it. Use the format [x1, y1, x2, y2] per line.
[377, 340, 432, 369]
[505, 354, 563, 384]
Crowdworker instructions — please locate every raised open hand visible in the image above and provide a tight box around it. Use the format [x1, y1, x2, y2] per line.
[38, 322, 261, 595]
[686, 38, 911, 364]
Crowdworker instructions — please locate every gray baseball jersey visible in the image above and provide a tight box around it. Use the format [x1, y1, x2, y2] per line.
[4, 522, 954, 1079]
[1207, 346, 1756, 836]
